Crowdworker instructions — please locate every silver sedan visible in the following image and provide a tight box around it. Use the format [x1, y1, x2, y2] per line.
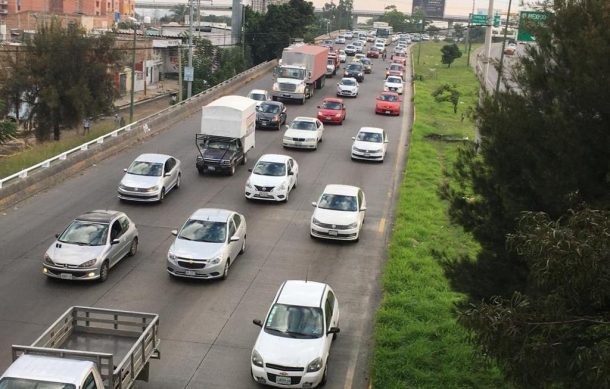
[43, 210, 139, 282]
[167, 209, 247, 280]
[117, 153, 182, 202]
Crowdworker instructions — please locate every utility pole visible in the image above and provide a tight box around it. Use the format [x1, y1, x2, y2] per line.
[186, 0, 194, 99]
[417, 16, 424, 65]
[129, 21, 137, 123]
[178, 46, 183, 102]
[495, 0, 513, 93]
[482, 0, 495, 90]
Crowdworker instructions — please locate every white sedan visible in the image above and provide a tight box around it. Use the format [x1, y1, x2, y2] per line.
[310, 184, 366, 241]
[336, 77, 359, 97]
[117, 153, 181, 202]
[283, 117, 324, 150]
[338, 50, 347, 63]
[247, 89, 270, 107]
[351, 127, 388, 162]
[384, 76, 405, 95]
[245, 154, 298, 202]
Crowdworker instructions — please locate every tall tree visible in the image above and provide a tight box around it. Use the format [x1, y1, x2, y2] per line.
[440, 43, 462, 67]
[169, 5, 189, 23]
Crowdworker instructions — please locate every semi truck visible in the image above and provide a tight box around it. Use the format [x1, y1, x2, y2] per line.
[0, 306, 160, 389]
[196, 95, 256, 176]
[272, 44, 328, 104]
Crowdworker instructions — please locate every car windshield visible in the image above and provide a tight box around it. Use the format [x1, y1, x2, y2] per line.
[357, 132, 383, 143]
[339, 50, 345, 54]
[387, 77, 402, 84]
[346, 45, 355, 49]
[276, 67, 305, 80]
[259, 103, 280, 114]
[379, 94, 399, 102]
[249, 93, 266, 101]
[58, 220, 109, 246]
[347, 64, 362, 71]
[206, 140, 238, 151]
[264, 304, 324, 338]
[389, 64, 402, 71]
[178, 220, 227, 243]
[253, 161, 286, 176]
[0, 377, 76, 389]
[327, 59, 334, 65]
[321, 101, 342, 110]
[127, 161, 163, 176]
[341, 79, 356, 86]
[318, 194, 358, 212]
[361, 59, 371, 65]
[290, 121, 316, 131]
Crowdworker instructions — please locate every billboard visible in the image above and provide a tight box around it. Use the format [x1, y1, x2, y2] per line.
[412, 0, 446, 19]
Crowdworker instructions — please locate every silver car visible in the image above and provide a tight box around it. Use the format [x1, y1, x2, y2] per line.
[167, 209, 247, 280]
[43, 210, 139, 282]
[118, 153, 182, 202]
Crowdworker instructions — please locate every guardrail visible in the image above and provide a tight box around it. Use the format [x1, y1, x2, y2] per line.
[0, 60, 275, 191]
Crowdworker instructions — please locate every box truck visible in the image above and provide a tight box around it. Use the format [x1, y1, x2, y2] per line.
[272, 45, 328, 104]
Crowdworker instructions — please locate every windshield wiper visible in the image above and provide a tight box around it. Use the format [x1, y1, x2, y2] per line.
[179, 236, 193, 241]
[285, 330, 316, 338]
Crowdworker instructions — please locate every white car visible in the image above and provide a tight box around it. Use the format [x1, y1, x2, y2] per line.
[247, 89, 270, 107]
[283, 117, 324, 150]
[344, 31, 353, 39]
[166, 208, 246, 280]
[251, 280, 340, 388]
[338, 50, 347, 63]
[117, 153, 181, 202]
[351, 127, 388, 162]
[384, 76, 404, 95]
[334, 35, 345, 44]
[374, 43, 385, 53]
[336, 77, 359, 97]
[310, 184, 366, 241]
[344, 45, 356, 56]
[245, 154, 298, 202]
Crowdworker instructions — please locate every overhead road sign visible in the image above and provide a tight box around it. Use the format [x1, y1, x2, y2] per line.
[517, 11, 549, 42]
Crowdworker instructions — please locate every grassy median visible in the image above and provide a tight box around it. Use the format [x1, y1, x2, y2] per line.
[371, 43, 506, 388]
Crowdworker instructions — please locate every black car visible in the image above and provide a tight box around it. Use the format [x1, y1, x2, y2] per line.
[256, 101, 287, 130]
[195, 135, 246, 176]
[344, 63, 365, 82]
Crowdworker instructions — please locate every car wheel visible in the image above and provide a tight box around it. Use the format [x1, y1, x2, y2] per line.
[175, 173, 181, 189]
[159, 188, 166, 202]
[239, 236, 246, 255]
[319, 363, 328, 387]
[99, 261, 109, 283]
[197, 167, 204, 175]
[301, 97, 306, 105]
[128, 238, 138, 257]
[283, 189, 289, 203]
[229, 164, 236, 176]
[222, 259, 230, 280]
[241, 152, 248, 165]
[293, 175, 298, 189]
[271, 96, 277, 101]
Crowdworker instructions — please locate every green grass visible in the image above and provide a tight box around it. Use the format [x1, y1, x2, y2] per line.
[371, 43, 506, 388]
[0, 124, 115, 179]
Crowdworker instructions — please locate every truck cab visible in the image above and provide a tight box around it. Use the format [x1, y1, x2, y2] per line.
[0, 354, 104, 389]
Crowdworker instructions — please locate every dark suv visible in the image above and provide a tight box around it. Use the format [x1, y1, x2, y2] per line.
[343, 63, 365, 82]
[195, 135, 246, 176]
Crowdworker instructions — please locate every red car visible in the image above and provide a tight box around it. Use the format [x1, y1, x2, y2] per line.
[317, 97, 347, 125]
[392, 56, 407, 66]
[385, 63, 405, 78]
[367, 47, 380, 58]
[375, 92, 401, 116]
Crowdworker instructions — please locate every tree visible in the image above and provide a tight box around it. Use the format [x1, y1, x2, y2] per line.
[453, 23, 465, 39]
[442, 0, 610, 385]
[0, 19, 119, 140]
[440, 43, 462, 67]
[432, 84, 460, 113]
[168, 5, 189, 23]
[0, 101, 17, 144]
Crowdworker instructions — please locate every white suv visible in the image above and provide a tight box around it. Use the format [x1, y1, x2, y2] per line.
[251, 280, 340, 388]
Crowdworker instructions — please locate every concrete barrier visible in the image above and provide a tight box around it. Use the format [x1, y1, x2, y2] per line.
[0, 60, 277, 211]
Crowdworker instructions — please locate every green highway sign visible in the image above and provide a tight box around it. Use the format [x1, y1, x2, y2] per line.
[470, 14, 488, 25]
[493, 14, 501, 27]
[517, 11, 549, 41]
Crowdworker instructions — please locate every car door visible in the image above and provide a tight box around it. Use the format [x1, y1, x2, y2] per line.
[227, 218, 240, 261]
[280, 104, 287, 124]
[340, 103, 346, 120]
[108, 219, 126, 265]
[164, 158, 176, 189]
[233, 213, 246, 244]
[289, 159, 298, 188]
[316, 120, 324, 140]
[383, 131, 389, 155]
[322, 289, 337, 363]
[357, 190, 366, 227]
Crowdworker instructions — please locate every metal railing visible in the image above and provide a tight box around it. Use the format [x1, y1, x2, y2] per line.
[0, 60, 274, 190]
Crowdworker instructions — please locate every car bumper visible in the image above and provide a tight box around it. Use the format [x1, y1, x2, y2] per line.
[273, 92, 306, 100]
[351, 150, 384, 160]
[117, 188, 160, 202]
[256, 120, 281, 129]
[43, 265, 100, 280]
[375, 107, 400, 115]
[310, 224, 359, 241]
[317, 115, 343, 123]
[245, 188, 287, 201]
[251, 365, 325, 388]
[336, 89, 357, 97]
[196, 161, 233, 174]
[283, 139, 317, 149]
[166, 258, 225, 279]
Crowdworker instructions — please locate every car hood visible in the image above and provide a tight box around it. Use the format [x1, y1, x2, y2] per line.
[318, 108, 341, 116]
[385, 82, 403, 88]
[353, 140, 383, 151]
[249, 174, 287, 188]
[46, 242, 105, 265]
[377, 101, 400, 109]
[284, 129, 317, 138]
[120, 173, 160, 189]
[344, 69, 361, 75]
[171, 238, 224, 260]
[202, 148, 234, 161]
[313, 208, 358, 225]
[337, 84, 357, 91]
[276, 78, 302, 85]
[254, 331, 325, 368]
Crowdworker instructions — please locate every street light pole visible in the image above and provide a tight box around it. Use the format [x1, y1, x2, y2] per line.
[495, 0, 513, 94]
[186, 0, 194, 99]
[129, 22, 137, 123]
[483, 0, 495, 89]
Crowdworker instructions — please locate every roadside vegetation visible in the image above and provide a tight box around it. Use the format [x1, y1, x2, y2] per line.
[371, 42, 505, 388]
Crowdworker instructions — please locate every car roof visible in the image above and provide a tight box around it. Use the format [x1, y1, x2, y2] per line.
[380, 91, 400, 97]
[323, 184, 360, 196]
[257, 154, 291, 163]
[358, 127, 384, 134]
[322, 97, 343, 103]
[292, 116, 317, 123]
[276, 280, 328, 307]
[134, 153, 172, 163]
[76, 209, 121, 223]
[189, 208, 234, 222]
[3, 355, 93, 386]
[249, 89, 268, 95]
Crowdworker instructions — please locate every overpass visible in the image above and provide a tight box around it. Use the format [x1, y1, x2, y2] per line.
[313, 8, 470, 27]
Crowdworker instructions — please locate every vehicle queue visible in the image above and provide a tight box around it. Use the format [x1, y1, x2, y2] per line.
[35, 32, 411, 389]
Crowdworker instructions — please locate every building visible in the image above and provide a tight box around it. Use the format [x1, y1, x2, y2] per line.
[412, 0, 446, 19]
[250, 0, 289, 14]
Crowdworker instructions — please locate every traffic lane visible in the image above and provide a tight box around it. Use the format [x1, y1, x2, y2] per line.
[0, 52, 405, 389]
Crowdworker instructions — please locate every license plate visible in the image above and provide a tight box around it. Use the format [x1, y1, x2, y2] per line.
[385, 110, 391, 114]
[185, 270, 196, 276]
[295, 141, 303, 146]
[329, 230, 338, 236]
[364, 153, 371, 156]
[258, 192, 272, 198]
[261, 121, 268, 125]
[207, 166, 215, 171]
[282, 94, 291, 98]
[326, 116, 332, 120]
[276, 376, 292, 385]
[60, 273, 73, 280]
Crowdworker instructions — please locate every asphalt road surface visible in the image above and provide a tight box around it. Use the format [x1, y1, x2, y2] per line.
[0, 49, 413, 388]
[482, 42, 527, 93]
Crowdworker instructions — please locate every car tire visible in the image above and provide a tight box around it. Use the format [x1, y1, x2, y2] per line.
[229, 164, 236, 176]
[293, 175, 298, 189]
[222, 259, 230, 280]
[241, 152, 248, 165]
[175, 173, 181, 189]
[283, 189, 289, 203]
[319, 363, 328, 387]
[128, 238, 138, 257]
[159, 188, 166, 202]
[99, 261, 109, 283]
[197, 167, 204, 175]
[240, 236, 246, 255]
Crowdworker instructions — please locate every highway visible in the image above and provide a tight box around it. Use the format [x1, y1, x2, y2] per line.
[481, 42, 526, 93]
[0, 49, 412, 388]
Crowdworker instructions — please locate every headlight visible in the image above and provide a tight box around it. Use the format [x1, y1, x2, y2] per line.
[335, 113, 342, 117]
[347, 222, 358, 229]
[118, 184, 128, 190]
[283, 136, 291, 142]
[168, 251, 176, 261]
[306, 357, 323, 372]
[221, 160, 231, 166]
[245, 180, 253, 189]
[251, 349, 264, 367]
[147, 185, 159, 192]
[296, 84, 305, 93]
[44, 254, 54, 265]
[209, 257, 221, 265]
[272, 82, 279, 91]
[276, 182, 287, 191]
[272, 115, 280, 122]
[79, 259, 97, 268]
[312, 217, 323, 227]
[384, 86, 389, 91]
[305, 137, 316, 142]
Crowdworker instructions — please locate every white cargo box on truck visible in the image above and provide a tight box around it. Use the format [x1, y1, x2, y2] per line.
[201, 95, 256, 152]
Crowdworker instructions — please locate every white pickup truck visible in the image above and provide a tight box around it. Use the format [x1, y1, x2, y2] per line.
[0, 306, 160, 389]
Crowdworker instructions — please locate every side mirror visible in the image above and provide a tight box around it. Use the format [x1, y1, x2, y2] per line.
[255, 106, 260, 111]
[288, 171, 294, 176]
[55, 233, 60, 238]
[253, 319, 263, 327]
[123, 168, 127, 172]
[248, 168, 253, 172]
[164, 172, 171, 177]
[171, 230, 178, 236]
[111, 239, 120, 245]
[317, 106, 321, 108]
[311, 201, 317, 207]
[336, 83, 340, 86]
[360, 206, 367, 211]
[351, 137, 356, 140]
[384, 140, 389, 143]
[327, 327, 340, 335]
[230, 236, 240, 242]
